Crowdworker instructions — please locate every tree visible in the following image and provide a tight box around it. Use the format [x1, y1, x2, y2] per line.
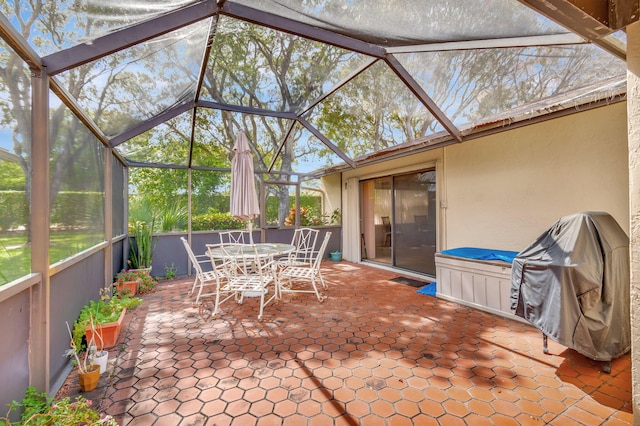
[201, 17, 365, 224]
[1, 0, 625, 234]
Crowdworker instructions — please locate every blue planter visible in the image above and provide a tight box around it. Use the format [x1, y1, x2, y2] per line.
[330, 252, 342, 262]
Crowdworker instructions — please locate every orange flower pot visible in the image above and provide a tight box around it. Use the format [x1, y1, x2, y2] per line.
[78, 364, 100, 392]
[114, 279, 139, 297]
[85, 308, 126, 349]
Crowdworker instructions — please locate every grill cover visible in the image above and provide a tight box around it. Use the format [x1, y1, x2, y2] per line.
[510, 212, 630, 361]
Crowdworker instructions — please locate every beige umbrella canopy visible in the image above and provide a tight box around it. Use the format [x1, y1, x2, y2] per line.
[230, 131, 260, 224]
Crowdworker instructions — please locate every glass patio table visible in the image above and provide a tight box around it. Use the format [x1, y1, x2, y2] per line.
[206, 243, 295, 300]
[206, 243, 295, 259]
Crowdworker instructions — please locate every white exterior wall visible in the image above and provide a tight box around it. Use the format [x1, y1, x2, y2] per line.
[444, 102, 629, 252]
[338, 102, 629, 261]
[626, 21, 640, 424]
[320, 173, 342, 220]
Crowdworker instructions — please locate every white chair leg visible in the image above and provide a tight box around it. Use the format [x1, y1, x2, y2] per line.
[195, 281, 205, 304]
[318, 271, 328, 290]
[189, 276, 199, 296]
[311, 278, 324, 302]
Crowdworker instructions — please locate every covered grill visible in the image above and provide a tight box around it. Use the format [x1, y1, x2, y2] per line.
[510, 212, 630, 367]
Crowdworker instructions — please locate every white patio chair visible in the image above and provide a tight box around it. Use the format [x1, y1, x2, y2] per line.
[220, 244, 279, 321]
[278, 227, 319, 268]
[181, 239, 214, 298]
[278, 231, 331, 302]
[180, 238, 230, 309]
[219, 230, 254, 245]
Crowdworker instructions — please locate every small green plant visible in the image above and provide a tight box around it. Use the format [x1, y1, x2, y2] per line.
[330, 208, 341, 225]
[164, 263, 177, 280]
[1, 386, 117, 425]
[6, 386, 51, 424]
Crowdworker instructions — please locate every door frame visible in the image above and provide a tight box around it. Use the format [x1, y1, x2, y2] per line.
[347, 159, 442, 276]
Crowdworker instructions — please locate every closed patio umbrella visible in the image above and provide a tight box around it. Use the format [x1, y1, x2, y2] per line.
[230, 131, 260, 230]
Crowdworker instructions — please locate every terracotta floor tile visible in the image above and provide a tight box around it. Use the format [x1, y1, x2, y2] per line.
[56, 262, 633, 425]
[177, 398, 204, 417]
[153, 413, 182, 426]
[464, 413, 494, 426]
[564, 405, 607, 425]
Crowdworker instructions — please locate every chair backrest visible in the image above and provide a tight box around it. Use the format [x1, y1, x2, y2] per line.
[381, 216, 391, 231]
[181, 237, 204, 275]
[312, 232, 332, 271]
[219, 230, 254, 245]
[208, 243, 240, 276]
[290, 228, 319, 264]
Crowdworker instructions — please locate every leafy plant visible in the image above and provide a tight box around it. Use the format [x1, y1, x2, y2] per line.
[159, 201, 187, 232]
[1, 387, 117, 425]
[114, 270, 140, 284]
[115, 269, 157, 295]
[128, 220, 156, 270]
[163, 263, 177, 280]
[5, 386, 51, 424]
[283, 206, 327, 226]
[65, 319, 94, 374]
[330, 208, 341, 225]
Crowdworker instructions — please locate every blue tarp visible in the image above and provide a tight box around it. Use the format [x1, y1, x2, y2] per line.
[417, 282, 437, 296]
[440, 247, 519, 264]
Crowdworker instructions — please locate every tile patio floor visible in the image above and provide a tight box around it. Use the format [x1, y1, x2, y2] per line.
[58, 261, 633, 425]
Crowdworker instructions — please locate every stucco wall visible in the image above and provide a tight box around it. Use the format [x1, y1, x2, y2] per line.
[321, 173, 342, 220]
[338, 101, 629, 259]
[444, 102, 628, 251]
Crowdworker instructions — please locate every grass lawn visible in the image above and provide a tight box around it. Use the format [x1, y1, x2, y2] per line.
[0, 230, 104, 286]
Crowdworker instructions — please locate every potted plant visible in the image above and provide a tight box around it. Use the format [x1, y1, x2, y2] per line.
[72, 289, 142, 351]
[65, 321, 100, 392]
[128, 219, 156, 275]
[86, 316, 109, 375]
[114, 268, 157, 296]
[90, 344, 109, 376]
[330, 250, 342, 262]
[114, 269, 141, 296]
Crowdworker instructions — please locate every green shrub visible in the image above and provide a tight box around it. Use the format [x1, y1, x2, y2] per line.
[191, 212, 247, 231]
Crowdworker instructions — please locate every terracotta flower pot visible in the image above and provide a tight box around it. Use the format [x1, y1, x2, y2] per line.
[114, 279, 139, 296]
[78, 364, 100, 392]
[85, 308, 126, 349]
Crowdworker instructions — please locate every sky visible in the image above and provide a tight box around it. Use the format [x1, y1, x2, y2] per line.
[0, 129, 14, 153]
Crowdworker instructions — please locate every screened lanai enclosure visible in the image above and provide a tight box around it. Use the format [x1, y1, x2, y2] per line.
[0, 0, 634, 417]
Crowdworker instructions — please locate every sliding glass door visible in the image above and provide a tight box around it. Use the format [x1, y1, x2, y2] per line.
[360, 169, 436, 276]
